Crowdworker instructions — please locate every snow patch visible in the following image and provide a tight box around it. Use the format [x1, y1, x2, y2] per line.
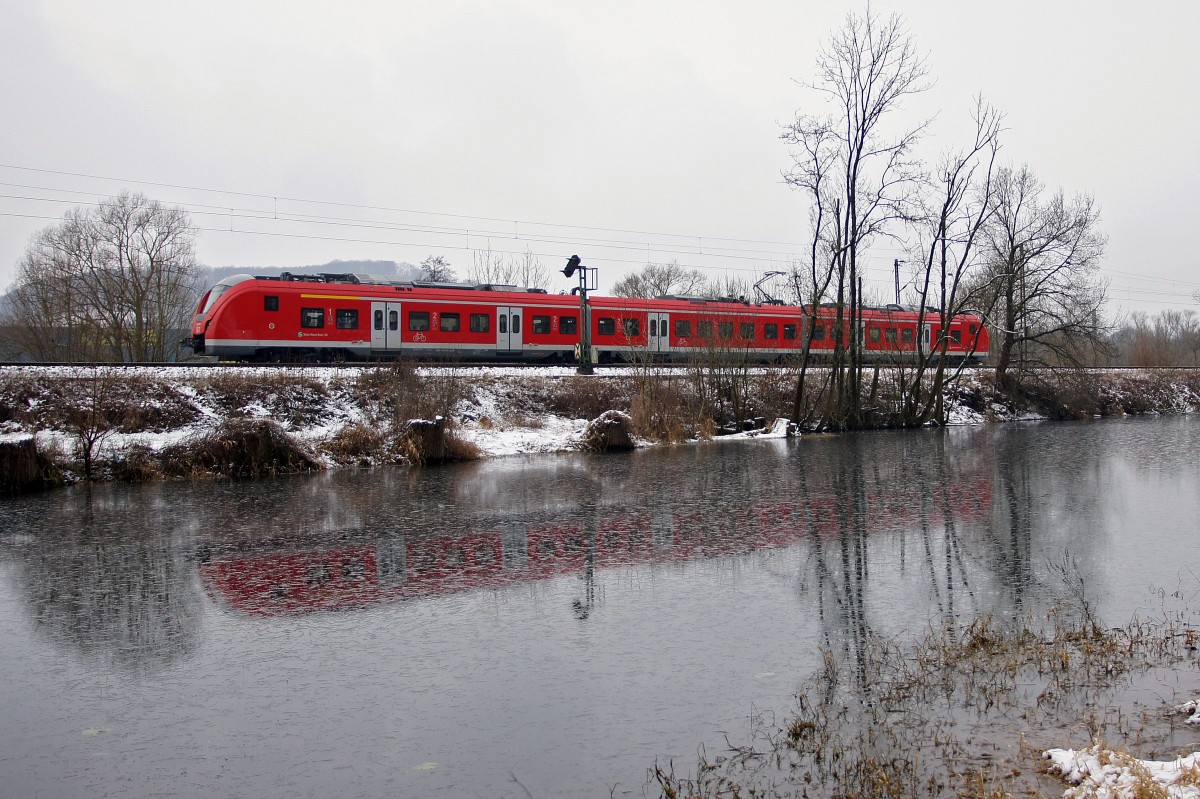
[1044, 743, 1200, 799]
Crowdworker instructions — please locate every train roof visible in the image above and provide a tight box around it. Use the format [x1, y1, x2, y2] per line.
[211, 272, 983, 320]
[249, 272, 549, 294]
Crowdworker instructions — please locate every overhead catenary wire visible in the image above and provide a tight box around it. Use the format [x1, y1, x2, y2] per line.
[1, 163, 1196, 310]
[0, 163, 836, 251]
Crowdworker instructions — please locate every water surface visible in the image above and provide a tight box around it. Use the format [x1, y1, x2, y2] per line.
[1, 415, 1196, 797]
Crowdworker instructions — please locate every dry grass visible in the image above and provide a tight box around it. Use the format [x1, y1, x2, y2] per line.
[630, 375, 705, 443]
[159, 418, 322, 479]
[350, 363, 472, 425]
[194, 371, 330, 427]
[0, 370, 199, 433]
[527, 375, 634, 419]
[318, 423, 388, 467]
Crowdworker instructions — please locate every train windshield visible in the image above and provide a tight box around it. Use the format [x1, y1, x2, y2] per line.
[201, 274, 254, 313]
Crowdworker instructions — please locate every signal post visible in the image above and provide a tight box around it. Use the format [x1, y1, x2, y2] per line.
[562, 255, 597, 375]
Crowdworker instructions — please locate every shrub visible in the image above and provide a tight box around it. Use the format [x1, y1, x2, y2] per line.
[160, 419, 322, 479]
[0, 437, 62, 495]
[320, 423, 388, 466]
[109, 443, 158, 483]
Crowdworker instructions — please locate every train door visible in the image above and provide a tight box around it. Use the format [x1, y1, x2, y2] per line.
[371, 301, 403, 352]
[647, 312, 670, 354]
[496, 305, 523, 353]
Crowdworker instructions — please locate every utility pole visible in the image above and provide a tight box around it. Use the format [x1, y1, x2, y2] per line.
[893, 259, 904, 306]
[562, 255, 597, 375]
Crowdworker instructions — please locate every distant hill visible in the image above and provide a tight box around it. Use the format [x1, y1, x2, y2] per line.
[200, 259, 423, 284]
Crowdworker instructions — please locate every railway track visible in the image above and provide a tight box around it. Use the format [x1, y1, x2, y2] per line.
[2, 361, 1196, 371]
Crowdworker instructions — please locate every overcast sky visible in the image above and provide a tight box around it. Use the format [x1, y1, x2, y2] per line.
[2, 0, 1197, 318]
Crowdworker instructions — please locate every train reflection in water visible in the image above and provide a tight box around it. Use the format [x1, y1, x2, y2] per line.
[198, 455, 993, 616]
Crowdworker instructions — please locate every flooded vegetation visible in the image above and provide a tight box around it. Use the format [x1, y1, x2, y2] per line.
[0, 415, 1198, 797]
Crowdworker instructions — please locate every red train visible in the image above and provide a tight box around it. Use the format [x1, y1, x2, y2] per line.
[185, 271, 989, 363]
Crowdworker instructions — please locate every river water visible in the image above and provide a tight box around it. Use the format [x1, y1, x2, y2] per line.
[0, 415, 1197, 798]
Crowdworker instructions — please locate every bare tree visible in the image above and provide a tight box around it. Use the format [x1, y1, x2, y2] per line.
[419, 255, 456, 282]
[783, 6, 931, 429]
[58, 367, 136, 480]
[899, 99, 1003, 424]
[2, 192, 200, 362]
[466, 246, 551, 289]
[611, 261, 710, 298]
[1115, 309, 1200, 366]
[976, 165, 1108, 387]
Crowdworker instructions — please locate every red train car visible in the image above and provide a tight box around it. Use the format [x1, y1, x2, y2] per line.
[185, 272, 989, 363]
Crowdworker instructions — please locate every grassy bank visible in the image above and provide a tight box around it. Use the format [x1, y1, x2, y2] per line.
[1, 365, 1198, 494]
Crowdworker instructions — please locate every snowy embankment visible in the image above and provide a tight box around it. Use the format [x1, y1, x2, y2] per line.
[0, 365, 795, 472]
[3, 365, 1198, 484]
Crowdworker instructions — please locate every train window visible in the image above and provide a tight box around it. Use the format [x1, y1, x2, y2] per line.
[697, 320, 712, 338]
[812, 325, 825, 341]
[951, 329, 962, 344]
[511, 314, 521, 334]
[622, 318, 640, 337]
[718, 322, 733, 339]
[598, 317, 616, 336]
[532, 315, 551, 335]
[389, 310, 398, 331]
[499, 315, 507, 334]
[336, 309, 359, 329]
[783, 324, 797, 340]
[649, 319, 657, 337]
[764, 323, 778, 340]
[374, 310, 384, 330]
[470, 313, 490, 332]
[739, 323, 755, 340]
[902, 328, 913, 343]
[409, 311, 430, 331]
[885, 328, 898, 343]
[675, 320, 691, 337]
[440, 313, 461, 332]
[560, 316, 577, 335]
[300, 308, 324, 329]
[969, 324, 977, 335]
[868, 327, 881, 343]
[264, 295, 279, 312]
